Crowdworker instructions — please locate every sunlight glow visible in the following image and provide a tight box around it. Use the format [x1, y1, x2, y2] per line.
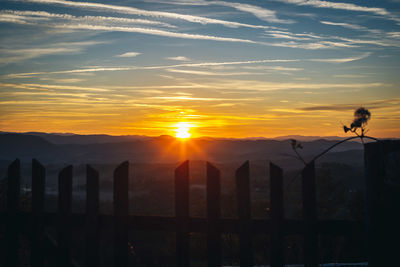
[175, 122, 192, 139]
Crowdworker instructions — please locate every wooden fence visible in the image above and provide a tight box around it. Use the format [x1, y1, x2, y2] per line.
[0, 158, 366, 267]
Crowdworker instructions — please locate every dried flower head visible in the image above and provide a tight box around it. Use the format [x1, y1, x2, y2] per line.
[344, 107, 371, 137]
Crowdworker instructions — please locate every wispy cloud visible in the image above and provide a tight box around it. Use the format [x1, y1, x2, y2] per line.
[166, 56, 190, 61]
[278, 0, 389, 16]
[165, 69, 264, 76]
[147, 96, 261, 102]
[23, 0, 271, 29]
[144, 0, 293, 24]
[299, 98, 400, 111]
[56, 23, 257, 44]
[116, 52, 142, 57]
[206, 1, 293, 24]
[242, 65, 303, 71]
[277, 0, 400, 23]
[0, 41, 102, 64]
[263, 28, 400, 48]
[4, 58, 300, 78]
[320, 20, 370, 31]
[333, 74, 366, 78]
[309, 52, 372, 63]
[0, 10, 266, 48]
[0, 10, 177, 28]
[0, 82, 112, 92]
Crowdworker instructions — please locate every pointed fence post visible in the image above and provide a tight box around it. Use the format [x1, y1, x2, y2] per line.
[86, 165, 100, 267]
[302, 161, 318, 267]
[236, 161, 253, 267]
[175, 160, 189, 267]
[270, 162, 284, 267]
[6, 159, 20, 267]
[58, 165, 73, 267]
[206, 162, 221, 267]
[114, 161, 129, 267]
[31, 159, 46, 267]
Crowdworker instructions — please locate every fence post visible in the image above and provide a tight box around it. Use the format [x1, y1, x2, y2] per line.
[270, 162, 284, 267]
[86, 165, 100, 267]
[31, 159, 45, 267]
[236, 161, 253, 267]
[58, 165, 73, 267]
[302, 161, 318, 267]
[364, 142, 382, 267]
[6, 159, 20, 267]
[364, 140, 400, 266]
[114, 161, 129, 267]
[206, 162, 221, 267]
[175, 160, 190, 267]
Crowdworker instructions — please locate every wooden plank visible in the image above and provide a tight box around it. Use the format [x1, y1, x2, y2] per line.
[6, 159, 20, 267]
[31, 159, 46, 267]
[58, 165, 73, 267]
[270, 162, 284, 267]
[364, 141, 400, 266]
[114, 161, 129, 267]
[175, 160, 190, 267]
[86, 165, 100, 267]
[206, 162, 221, 267]
[302, 161, 318, 267]
[236, 161, 253, 267]
[363, 142, 381, 267]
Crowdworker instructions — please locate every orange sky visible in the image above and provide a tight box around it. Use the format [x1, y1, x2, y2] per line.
[1, 0, 400, 138]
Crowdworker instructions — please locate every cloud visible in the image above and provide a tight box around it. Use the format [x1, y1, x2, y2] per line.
[143, 0, 293, 24]
[23, 0, 271, 29]
[148, 96, 261, 102]
[165, 69, 264, 76]
[207, 1, 293, 24]
[166, 56, 190, 61]
[299, 98, 400, 112]
[242, 66, 303, 71]
[0, 82, 111, 92]
[333, 74, 366, 78]
[278, 0, 389, 16]
[55, 23, 257, 44]
[0, 10, 177, 28]
[309, 52, 372, 63]
[320, 20, 369, 31]
[117, 52, 142, 57]
[0, 41, 103, 64]
[263, 27, 400, 49]
[4, 58, 300, 77]
[277, 0, 400, 23]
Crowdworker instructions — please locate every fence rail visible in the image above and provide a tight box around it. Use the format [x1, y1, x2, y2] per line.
[1, 158, 365, 267]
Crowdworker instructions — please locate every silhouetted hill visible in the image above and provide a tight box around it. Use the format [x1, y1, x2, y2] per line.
[0, 132, 366, 167]
[272, 135, 346, 141]
[0, 133, 65, 162]
[24, 132, 151, 144]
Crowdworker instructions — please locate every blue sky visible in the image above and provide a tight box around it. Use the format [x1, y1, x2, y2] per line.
[0, 0, 399, 137]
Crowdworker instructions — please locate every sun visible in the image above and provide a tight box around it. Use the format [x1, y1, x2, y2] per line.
[175, 122, 192, 139]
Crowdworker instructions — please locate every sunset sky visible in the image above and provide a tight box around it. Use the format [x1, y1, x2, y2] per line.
[1, 0, 399, 138]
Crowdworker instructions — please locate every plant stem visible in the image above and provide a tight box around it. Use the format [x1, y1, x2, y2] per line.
[310, 135, 378, 163]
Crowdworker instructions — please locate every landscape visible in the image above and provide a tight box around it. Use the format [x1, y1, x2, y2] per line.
[1, 0, 400, 266]
[0, 131, 373, 266]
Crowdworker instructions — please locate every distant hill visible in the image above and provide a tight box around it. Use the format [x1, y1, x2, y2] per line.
[0, 132, 366, 167]
[0, 131, 359, 144]
[0, 133, 64, 162]
[1, 131, 151, 144]
[271, 135, 347, 141]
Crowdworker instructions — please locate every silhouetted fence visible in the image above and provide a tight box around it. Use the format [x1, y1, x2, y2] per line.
[1, 157, 371, 267]
[364, 140, 400, 267]
[4, 140, 400, 266]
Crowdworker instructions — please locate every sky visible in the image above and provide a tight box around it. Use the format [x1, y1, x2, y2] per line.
[0, 0, 399, 138]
